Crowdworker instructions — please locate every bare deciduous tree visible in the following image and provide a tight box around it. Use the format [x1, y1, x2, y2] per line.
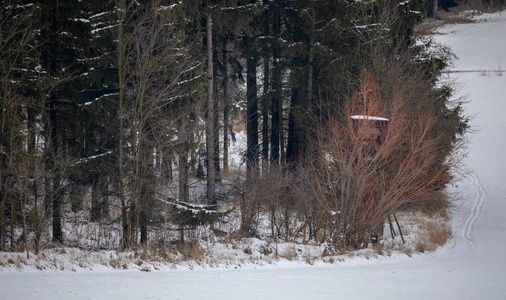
[0, 2, 41, 254]
[311, 69, 447, 252]
[114, 0, 197, 247]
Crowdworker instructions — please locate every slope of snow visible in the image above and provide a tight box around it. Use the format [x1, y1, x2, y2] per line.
[1, 10, 506, 300]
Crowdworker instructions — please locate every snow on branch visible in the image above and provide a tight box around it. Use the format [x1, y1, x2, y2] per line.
[79, 93, 118, 107]
[72, 151, 113, 167]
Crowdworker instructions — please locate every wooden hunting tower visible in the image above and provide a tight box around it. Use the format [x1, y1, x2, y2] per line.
[350, 115, 389, 146]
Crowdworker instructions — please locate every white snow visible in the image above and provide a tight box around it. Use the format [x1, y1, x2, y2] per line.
[90, 12, 110, 19]
[1, 10, 506, 300]
[91, 24, 118, 34]
[439, 10, 506, 73]
[81, 92, 118, 106]
[350, 115, 389, 121]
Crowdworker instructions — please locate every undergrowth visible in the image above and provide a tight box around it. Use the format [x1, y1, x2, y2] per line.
[0, 210, 452, 271]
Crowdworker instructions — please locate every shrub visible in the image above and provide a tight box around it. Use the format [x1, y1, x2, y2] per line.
[310, 69, 452, 253]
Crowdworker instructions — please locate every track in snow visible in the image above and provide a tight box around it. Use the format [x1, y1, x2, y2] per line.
[463, 173, 487, 243]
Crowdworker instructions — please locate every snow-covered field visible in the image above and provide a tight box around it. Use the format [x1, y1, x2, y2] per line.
[2, 10, 506, 300]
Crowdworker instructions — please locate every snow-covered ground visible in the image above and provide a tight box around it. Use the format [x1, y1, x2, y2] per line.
[2, 10, 506, 300]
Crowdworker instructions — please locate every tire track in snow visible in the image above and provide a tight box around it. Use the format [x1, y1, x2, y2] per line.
[463, 173, 487, 242]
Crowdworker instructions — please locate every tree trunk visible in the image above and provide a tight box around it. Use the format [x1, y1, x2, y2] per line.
[129, 204, 137, 245]
[262, 56, 270, 169]
[246, 55, 259, 178]
[222, 40, 229, 174]
[139, 142, 155, 245]
[223, 88, 229, 174]
[90, 179, 102, 222]
[70, 183, 83, 213]
[102, 181, 110, 219]
[48, 104, 63, 244]
[0, 174, 5, 250]
[206, 13, 216, 205]
[429, 0, 437, 19]
[270, 8, 281, 166]
[270, 69, 281, 166]
[140, 224, 148, 244]
[286, 88, 299, 164]
[261, 10, 270, 171]
[280, 106, 285, 164]
[179, 154, 189, 203]
[10, 202, 14, 250]
[213, 36, 221, 182]
[162, 151, 173, 181]
[51, 175, 63, 243]
[117, 5, 129, 249]
[307, 33, 313, 108]
[287, 30, 313, 165]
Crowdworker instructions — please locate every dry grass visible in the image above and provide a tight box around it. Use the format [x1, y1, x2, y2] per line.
[415, 10, 474, 35]
[279, 246, 298, 261]
[415, 3, 506, 35]
[451, 2, 506, 14]
[303, 251, 319, 265]
[438, 10, 477, 24]
[172, 240, 205, 261]
[414, 19, 446, 35]
[412, 216, 452, 253]
[259, 244, 273, 256]
[372, 242, 392, 256]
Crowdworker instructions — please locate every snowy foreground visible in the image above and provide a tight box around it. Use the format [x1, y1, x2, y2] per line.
[2, 11, 506, 300]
